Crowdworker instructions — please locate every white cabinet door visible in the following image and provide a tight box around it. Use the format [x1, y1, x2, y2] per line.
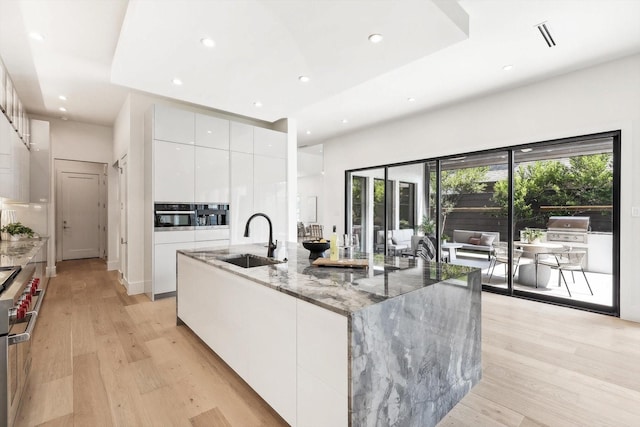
[19, 136, 29, 202]
[194, 228, 230, 242]
[195, 113, 229, 149]
[245, 280, 297, 425]
[177, 256, 297, 427]
[0, 62, 5, 112]
[193, 239, 228, 249]
[230, 122, 253, 153]
[154, 104, 195, 144]
[254, 154, 287, 244]
[0, 115, 12, 199]
[230, 151, 253, 244]
[296, 299, 348, 427]
[153, 140, 194, 202]
[154, 241, 194, 295]
[194, 146, 229, 203]
[254, 127, 287, 159]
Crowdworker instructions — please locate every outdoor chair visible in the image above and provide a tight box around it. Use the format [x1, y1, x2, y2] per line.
[308, 224, 324, 240]
[537, 247, 592, 297]
[488, 241, 524, 282]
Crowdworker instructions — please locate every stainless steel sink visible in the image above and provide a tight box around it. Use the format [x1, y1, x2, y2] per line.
[221, 254, 284, 268]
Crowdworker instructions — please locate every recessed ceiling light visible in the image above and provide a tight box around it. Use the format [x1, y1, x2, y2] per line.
[207, 130, 212, 134]
[341, 119, 349, 124]
[59, 107, 67, 112]
[58, 95, 67, 101]
[200, 38, 215, 48]
[172, 78, 183, 86]
[29, 32, 44, 41]
[253, 101, 262, 107]
[521, 148, 533, 153]
[298, 75, 310, 83]
[368, 34, 383, 44]
[503, 65, 513, 71]
[306, 130, 311, 135]
[407, 97, 416, 102]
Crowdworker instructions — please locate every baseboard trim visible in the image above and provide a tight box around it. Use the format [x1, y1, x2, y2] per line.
[106, 260, 120, 271]
[154, 291, 176, 300]
[46, 265, 57, 277]
[126, 279, 145, 295]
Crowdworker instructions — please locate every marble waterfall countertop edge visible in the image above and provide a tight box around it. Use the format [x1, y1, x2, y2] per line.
[178, 242, 478, 316]
[0, 237, 49, 268]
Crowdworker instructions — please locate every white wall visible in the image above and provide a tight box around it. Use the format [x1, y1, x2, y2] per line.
[23, 117, 116, 275]
[49, 118, 112, 162]
[321, 53, 640, 322]
[297, 148, 324, 225]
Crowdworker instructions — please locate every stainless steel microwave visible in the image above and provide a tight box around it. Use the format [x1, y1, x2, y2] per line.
[154, 203, 196, 230]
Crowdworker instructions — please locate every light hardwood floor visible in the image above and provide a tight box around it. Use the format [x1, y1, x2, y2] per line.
[16, 259, 640, 427]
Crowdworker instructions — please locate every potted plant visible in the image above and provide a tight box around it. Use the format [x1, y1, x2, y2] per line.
[0, 222, 34, 241]
[521, 228, 543, 244]
[420, 216, 436, 236]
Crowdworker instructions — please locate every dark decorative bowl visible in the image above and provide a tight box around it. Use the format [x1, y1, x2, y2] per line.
[302, 240, 330, 260]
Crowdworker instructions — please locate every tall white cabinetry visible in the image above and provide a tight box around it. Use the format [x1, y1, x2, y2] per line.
[230, 123, 288, 245]
[0, 111, 29, 202]
[146, 105, 232, 299]
[147, 104, 289, 299]
[153, 139, 195, 203]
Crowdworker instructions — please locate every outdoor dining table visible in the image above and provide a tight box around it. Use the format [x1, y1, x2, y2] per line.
[515, 241, 564, 287]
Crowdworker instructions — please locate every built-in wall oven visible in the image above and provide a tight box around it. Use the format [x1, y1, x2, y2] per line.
[1, 264, 45, 427]
[154, 203, 196, 231]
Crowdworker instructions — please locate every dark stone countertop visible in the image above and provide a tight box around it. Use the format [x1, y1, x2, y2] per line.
[178, 242, 478, 316]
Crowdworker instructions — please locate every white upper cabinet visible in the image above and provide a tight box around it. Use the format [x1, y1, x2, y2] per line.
[230, 151, 253, 244]
[0, 114, 12, 198]
[253, 127, 287, 159]
[153, 139, 194, 202]
[0, 114, 29, 202]
[154, 104, 195, 144]
[5, 78, 13, 125]
[0, 61, 6, 113]
[230, 122, 253, 153]
[195, 113, 229, 149]
[254, 155, 287, 244]
[195, 146, 230, 203]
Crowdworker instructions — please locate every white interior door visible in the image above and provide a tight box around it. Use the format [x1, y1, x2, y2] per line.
[119, 156, 128, 284]
[61, 172, 101, 259]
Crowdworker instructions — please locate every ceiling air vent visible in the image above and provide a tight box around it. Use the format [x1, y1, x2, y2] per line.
[536, 22, 556, 47]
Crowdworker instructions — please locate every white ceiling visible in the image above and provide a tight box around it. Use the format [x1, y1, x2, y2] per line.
[1, 0, 639, 147]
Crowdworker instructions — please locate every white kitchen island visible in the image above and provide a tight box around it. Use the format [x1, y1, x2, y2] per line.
[177, 243, 481, 427]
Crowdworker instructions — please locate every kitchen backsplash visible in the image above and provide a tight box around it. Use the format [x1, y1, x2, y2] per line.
[0, 202, 49, 237]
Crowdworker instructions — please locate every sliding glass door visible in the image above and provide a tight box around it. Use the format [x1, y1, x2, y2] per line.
[440, 152, 509, 288]
[512, 137, 615, 307]
[345, 131, 619, 315]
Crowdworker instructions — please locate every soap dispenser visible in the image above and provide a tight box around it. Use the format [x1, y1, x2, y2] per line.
[329, 225, 339, 261]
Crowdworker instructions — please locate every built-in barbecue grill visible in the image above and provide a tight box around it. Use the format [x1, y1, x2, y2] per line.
[546, 216, 590, 244]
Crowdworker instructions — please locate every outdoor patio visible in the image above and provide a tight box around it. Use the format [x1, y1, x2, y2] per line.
[451, 251, 613, 307]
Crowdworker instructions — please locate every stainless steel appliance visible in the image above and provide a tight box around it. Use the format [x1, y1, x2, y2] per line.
[546, 216, 590, 268]
[195, 203, 229, 228]
[546, 216, 590, 244]
[0, 265, 45, 426]
[154, 203, 196, 231]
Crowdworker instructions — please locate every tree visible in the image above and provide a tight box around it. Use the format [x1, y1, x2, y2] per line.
[438, 167, 488, 235]
[493, 154, 613, 227]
